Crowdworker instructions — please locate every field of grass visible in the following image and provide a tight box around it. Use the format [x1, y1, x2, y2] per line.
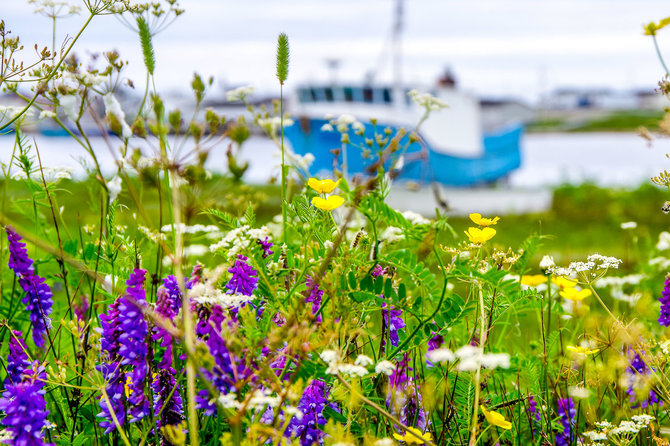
[527, 109, 666, 133]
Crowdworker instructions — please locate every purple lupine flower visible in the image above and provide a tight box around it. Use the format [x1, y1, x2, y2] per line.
[153, 286, 178, 370]
[556, 397, 575, 446]
[660, 274, 670, 326]
[428, 332, 443, 351]
[97, 361, 126, 434]
[288, 379, 334, 445]
[6, 226, 34, 277]
[226, 255, 258, 296]
[73, 295, 89, 324]
[304, 276, 324, 323]
[257, 236, 274, 258]
[382, 302, 405, 347]
[6, 227, 53, 348]
[162, 275, 183, 315]
[117, 268, 150, 423]
[152, 368, 185, 432]
[528, 395, 541, 424]
[626, 350, 662, 408]
[6, 331, 30, 386]
[0, 362, 52, 446]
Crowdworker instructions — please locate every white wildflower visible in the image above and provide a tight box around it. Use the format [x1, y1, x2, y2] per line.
[138, 225, 166, 243]
[426, 348, 455, 364]
[352, 121, 365, 133]
[539, 255, 555, 270]
[59, 94, 81, 122]
[582, 430, 607, 441]
[402, 210, 430, 225]
[284, 406, 303, 420]
[568, 386, 590, 399]
[320, 350, 338, 364]
[381, 226, 403, 243]
[374, 439, 394, 446]
[408, 89, 448, 111]
[320, 123, 334, 132]
[103, 92, 132, 139]
[101, 275, 114, 293]
[160, 223, 220, 234]
[226, 85, 254, 102]
[338, 364, 369, 378]
[657, 231, 670, 250]
[107, 176, 122, 202]
[587, 254, 623, 270]
[183, 245, 208, 257]
[375, 360, 395, 375]
[39, 110, 56, 120]
[258, 116, 294, 134]
[218, 393, 241, 409]
[621, 221, 637, 230]
[631, 414, 655, 425]
[354, 355, 373, 367]
[454, 345, 510, 371]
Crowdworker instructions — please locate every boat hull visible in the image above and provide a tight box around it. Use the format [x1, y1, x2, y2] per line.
[284, 119, 523, 186]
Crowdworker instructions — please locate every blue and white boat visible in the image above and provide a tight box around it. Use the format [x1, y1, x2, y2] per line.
[284, 83, 523, 187]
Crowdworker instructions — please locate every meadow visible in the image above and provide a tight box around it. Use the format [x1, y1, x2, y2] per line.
[2, 2, 670, 445]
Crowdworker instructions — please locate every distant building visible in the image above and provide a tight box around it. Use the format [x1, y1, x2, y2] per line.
[545, 87, 666, 110]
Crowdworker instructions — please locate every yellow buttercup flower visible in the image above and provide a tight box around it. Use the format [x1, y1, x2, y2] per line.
[312, 195, 344, 211]
[480, 405, 512, 430]
[307, 177, 341, 194]
[560, 287, 592, 302]
[392, 427, 433, 444]
[465, 227, 496, 244]
[567, 345, 599, 356]
[520, 274, 546, 287]
[469, 213, 500, 227]
[644, 17, 670, 36]
[552, 276, 578, 290]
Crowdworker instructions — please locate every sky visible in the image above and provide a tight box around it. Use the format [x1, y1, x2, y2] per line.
[3, 0, 670, 103]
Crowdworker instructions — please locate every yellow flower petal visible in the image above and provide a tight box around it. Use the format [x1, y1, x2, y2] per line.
[312, 195, 344, 211]
[560, 287, 592, 302]
[464, 227, 496, 244]
[566, 345, 599, 356]
[481, 405, 512, 430]
[552, 276, 578, 290]
[393, 427, 433, 444]
[469, 213, 500, 227]
[307, 177, 341, 194]
[520, 274, 547, 287]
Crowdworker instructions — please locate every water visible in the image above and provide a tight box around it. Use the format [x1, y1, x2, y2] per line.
[1, 132, 667, 188]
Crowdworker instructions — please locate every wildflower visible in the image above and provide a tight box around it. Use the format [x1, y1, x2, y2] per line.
[288, 380, 334, 445]
[566, 345, 599, 356]
[226, 255, 258, 296]
[375, 360, 395, 375]
[117, 269, 150, 423]
[568, 386, 590, 399]
[481, 405, 512, 430]
[402, 210, 430, 225]
[6, 331, 30, 386]
[464, 227, 496, 245]
[73, 295, 89, 323]
[312, 195, 345, 211]
[528, 395, 541, 424]
[153, 286, 178, 370]
[382, 301, 406, 347]
[425, 348, 455, 364]
[97, 362, 125, 434]
[0, 363, 51, 445]
[539, 255, 555, 270]
[520, 274, 546, 287]
[257, 236, 274, 258]
[354, 355, 373, 367]
[469, 213, 500, 227]
[304, 275, 324, 322]
[307, 177, 341, 194]
[393, 427, 433, 444]
[408, 89, 448, 111]
[552, 276, 578, 289]
[659, 274, 670, 326]
[152, 368, 185, 433]
[560, 287, 592, 302]
[427, 332, 444, 351]
[621, 221, 637, 229]
[556, 398, 576, 446]
[107, 176, 122, 202]
[6, 227, 53, 348]
[626, 351, 662, 408]
[226, 85, 254, 102]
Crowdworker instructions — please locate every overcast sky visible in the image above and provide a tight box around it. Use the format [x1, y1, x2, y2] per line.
[3, 0, 670, 103]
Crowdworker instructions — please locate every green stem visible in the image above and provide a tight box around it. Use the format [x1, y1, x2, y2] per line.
[653, 35, 670, 76]
[0, 13, 96, 131]
[280, 83, 288, 245]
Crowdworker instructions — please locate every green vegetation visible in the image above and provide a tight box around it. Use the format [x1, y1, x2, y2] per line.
[528, 109, 666, 133]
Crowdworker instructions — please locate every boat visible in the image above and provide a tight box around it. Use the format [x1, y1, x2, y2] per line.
[284, 83, 523, 186]
[283, 0, 523, 187]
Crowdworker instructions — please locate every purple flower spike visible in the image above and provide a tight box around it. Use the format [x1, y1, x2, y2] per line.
[660, 274, 670, 326]
[97, 361, 126, 434]
[6, 227, 54, 348]
[162, 275, 183, 315]
[382, 301, 405, 347]
[117, 269, 150, 423]
[626, 350, 663, 408]
[154, 286, 178, 370]
[152, 368, 185, 432]
[73, 295, 89, 323]
[556, 397, 575, 446]
[6, 331, 30, 386]
[528, 395, 541, 424]
[288, 379, 335, 445]
[257, 236, 274, 258]
[226, 255, 258, 296]
[305, 276, 324, 323]
[0, 363, 52, 446]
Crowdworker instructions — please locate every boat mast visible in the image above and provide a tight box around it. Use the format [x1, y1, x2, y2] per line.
[392, 0, 403, 111]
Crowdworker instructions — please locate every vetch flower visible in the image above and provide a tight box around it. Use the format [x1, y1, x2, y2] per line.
[464, 226, 496, 245]
[556, 398, 576, 446]
[226, 255, 258, 296]
[288, 379, 335, 445]
[6, 331, 30, 386]
[392, 427, 433, 444]
[469, 213, 500, 227]
[560, 288, 592, 302]
[659, 274, 670, 326]
[152, 368, 185, 434]
[307, 177, 341, 194]
[480, 405, 512, 430]
[626, 350, 662, 408]
[312, 195, 345, 211]
[304, 275, 324, 322]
